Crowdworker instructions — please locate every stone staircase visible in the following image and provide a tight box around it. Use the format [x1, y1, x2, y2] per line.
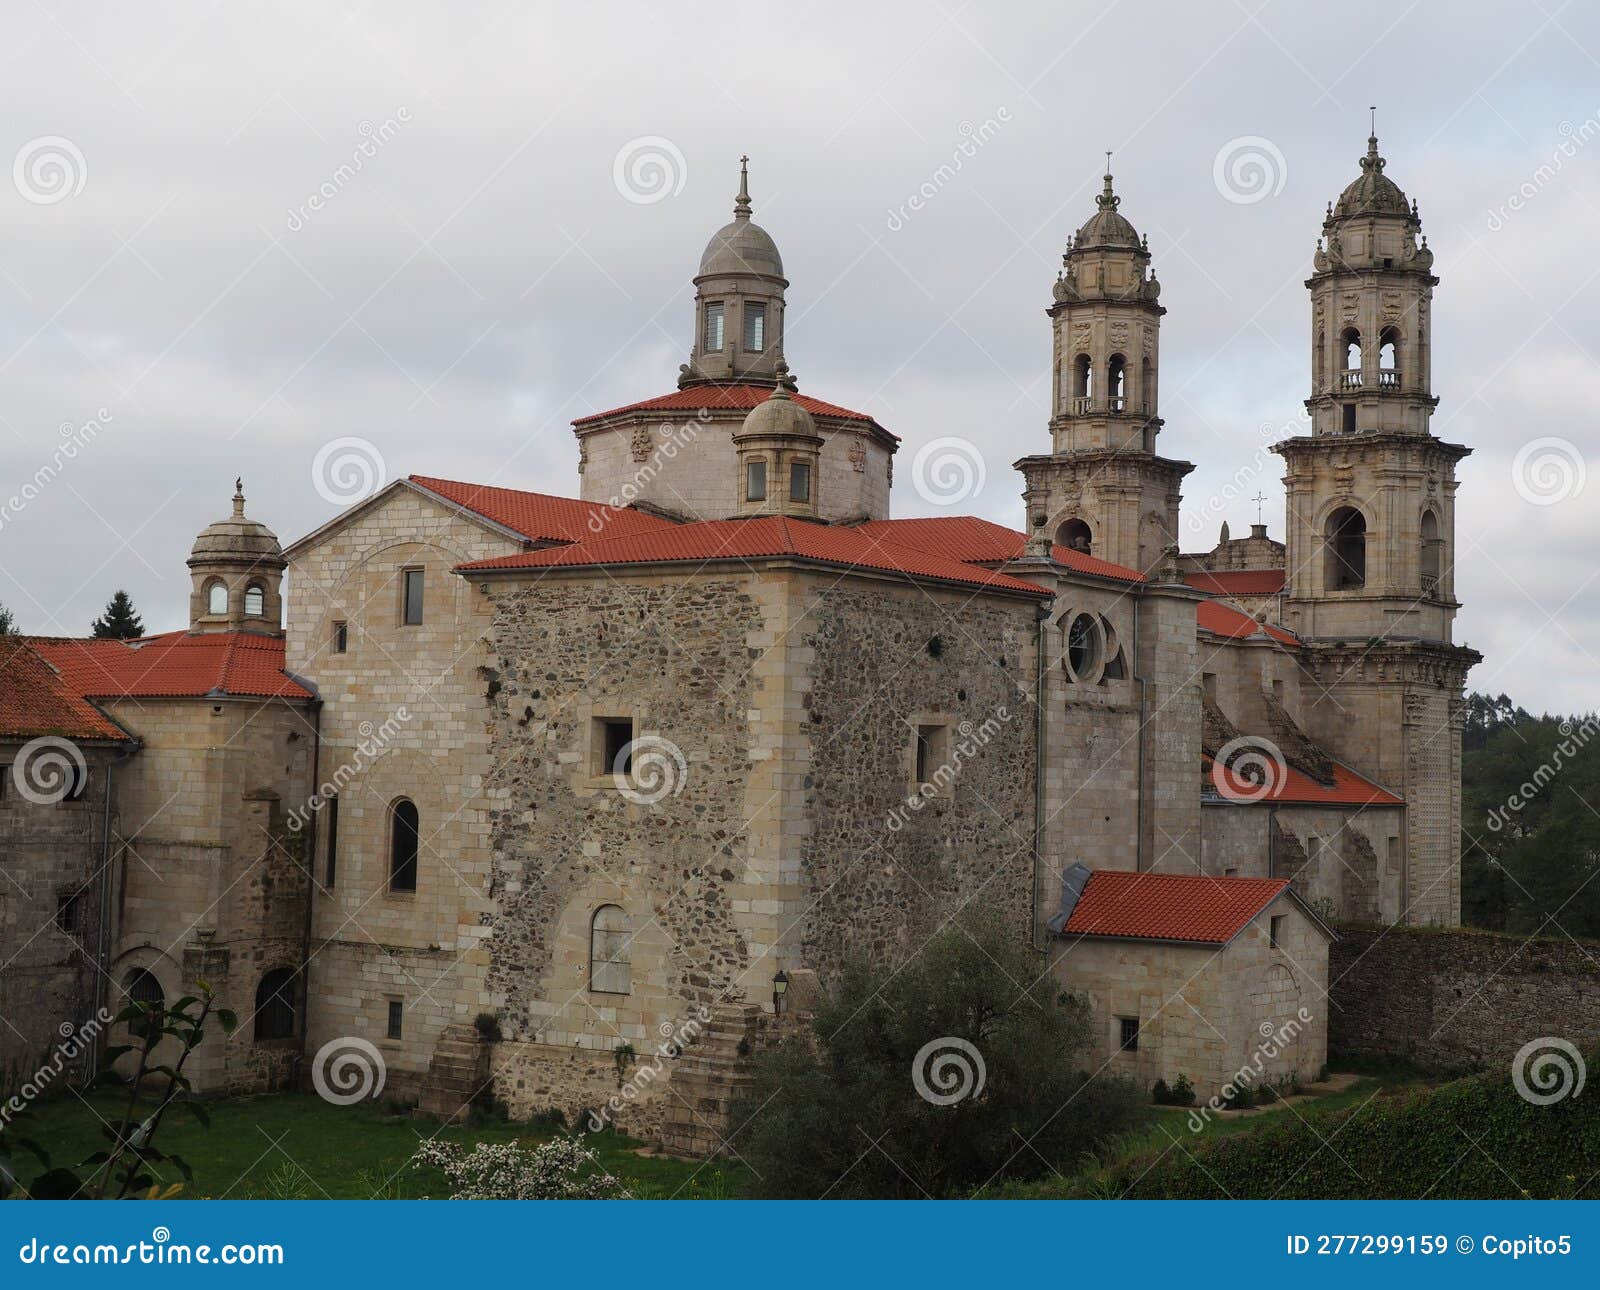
[658, 1003, 762, 1157]
[415, 1024, 488, 1123]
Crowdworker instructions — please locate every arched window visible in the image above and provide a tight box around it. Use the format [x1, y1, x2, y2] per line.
[389, 798, 419, 892]
[1378, 327, 1399, 389]
[206, 581, 228, 616]
[254, 968, 296, 1041]
[1055, 518, 1092, 555]
[1340, 328, 1362, 387]
[1072, 353, 1093, 402]
[1064, 613, 1103, 682]
[589, 904, 631, 994]
[1325, 506, 1367, 590]
[243, 582, 265, 617]
[1107, 354, 1127, 410]
[1420, 509, 1442, 593]
[122, 968, 164, 1042]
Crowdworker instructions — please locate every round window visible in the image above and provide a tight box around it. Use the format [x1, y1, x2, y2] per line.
[1065, 613, 1102, 681]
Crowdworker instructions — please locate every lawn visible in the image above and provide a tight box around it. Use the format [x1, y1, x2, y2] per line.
[16, 1091, 745, 1199]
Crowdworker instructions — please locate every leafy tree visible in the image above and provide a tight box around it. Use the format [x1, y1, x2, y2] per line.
[0, 601, 16, 635]
[728, 913, 1149, 1198]
[90, 590, 145, 640]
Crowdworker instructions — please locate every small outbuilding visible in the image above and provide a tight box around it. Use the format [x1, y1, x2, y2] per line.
[1047, 866, 1333, 1102]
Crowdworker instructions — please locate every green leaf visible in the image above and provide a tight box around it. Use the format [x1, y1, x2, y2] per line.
[216, 1009, 238, 1034]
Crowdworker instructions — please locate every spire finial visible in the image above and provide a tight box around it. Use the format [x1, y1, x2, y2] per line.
[1097, 155, 1119, 210]
[1362, 108, 1384, 171]
[232, 477, 245, 517]
[734, 154, 751, 219]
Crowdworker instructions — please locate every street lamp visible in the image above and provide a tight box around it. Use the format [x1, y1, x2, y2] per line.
[772, 969, 790, 1015]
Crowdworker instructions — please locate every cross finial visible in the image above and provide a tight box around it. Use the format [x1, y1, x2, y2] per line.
[734, 154, 751, 219]
[1252, 490, 1268, 525]
[1369, 105, 1377, 136]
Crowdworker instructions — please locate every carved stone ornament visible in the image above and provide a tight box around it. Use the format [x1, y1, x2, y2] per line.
[630, 425, 653, 463]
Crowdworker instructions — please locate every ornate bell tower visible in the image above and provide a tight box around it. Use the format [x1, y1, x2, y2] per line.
[1274, 127, 1479, 924]
[1016, 165, 1192, 576]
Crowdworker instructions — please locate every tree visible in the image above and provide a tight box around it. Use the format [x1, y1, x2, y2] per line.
[0, 601, 16, 635]
[728, 913, 1149, 1198]
[90, 590, 144, 640]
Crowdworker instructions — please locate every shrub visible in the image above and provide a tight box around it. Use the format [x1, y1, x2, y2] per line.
[1221, 1082, 1256, 1111]
[729, 912, 1149, 1198]
[1151, 1078, 1171, 1104]
[410, 1137, 625, 1200]
[1170, 1073, 1197, 1106]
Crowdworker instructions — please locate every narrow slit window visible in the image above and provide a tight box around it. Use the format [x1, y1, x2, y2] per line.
[386, 999, 403, 1040]
[333, 620, 348, 654]
[1119, 1016, 1139, 1052]
[324, 794, 339, 887]
[389, 798, 419, 892]
[402, 568, 424, 625]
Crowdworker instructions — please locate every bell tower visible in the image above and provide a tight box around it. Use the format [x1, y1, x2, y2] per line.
[1016, 164, 1192, 576]
[1274, 127, 1479, 925]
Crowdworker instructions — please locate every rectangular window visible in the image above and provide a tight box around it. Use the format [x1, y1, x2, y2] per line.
[333, 620, 348, 654]
[386, 999, 403, 1040]
[0, 767, 7, 800]
[789, 460, 811, 503]
[1118, 1016, 1139, 1052]
[595, 717, 634, 778]
[1269, 914, 1285, 949]
[1223, 867, 1239, 878]
[704, 303, 724, 351]
[324, 794, 339, 887]
[746, 459, 767, 501]
[743, 302, 766, 351]
[402, 568, 424, 625]
[913, 724, 951, 790]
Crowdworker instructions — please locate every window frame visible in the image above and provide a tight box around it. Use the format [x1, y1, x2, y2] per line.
[1269, 914, 1285, 949]
[1118, 1015, 1140, 1053]
[742, 301, 766, 351]
[388, 797, 420, 893]
[205, 580, 229, 616]
[401, 566, 425, 626]
[332, 620, 348, 654]
[386, 998, 404, 1041]
[589, 904, 632, 996]
[324, 793, 339, 888]
[243, 582, 265, 617]
[745, 457, 767, 502]
[704, 302, 725, 352]
[254, 968, 297, 1042]
[788, 459, 811, 503]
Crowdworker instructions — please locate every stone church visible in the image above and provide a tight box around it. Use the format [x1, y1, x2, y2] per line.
[0, 133, 1475, 1139]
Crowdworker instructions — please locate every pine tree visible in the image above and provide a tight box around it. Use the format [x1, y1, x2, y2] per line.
[90, 590, 145, 640]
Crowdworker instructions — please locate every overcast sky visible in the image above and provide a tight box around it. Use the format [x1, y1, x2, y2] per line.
[0, 1, 1595, 713]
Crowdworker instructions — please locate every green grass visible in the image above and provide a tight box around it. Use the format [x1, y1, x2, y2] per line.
[17, 1092, 745, 1200]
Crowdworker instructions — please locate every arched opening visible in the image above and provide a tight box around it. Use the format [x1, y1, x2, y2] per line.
[1378, 326, 1399, 389]
[1107, 353, 1127, 411]
[1325, 506, 1367, 590]
[1340, 328, 1362, 388]
[254, 968, 296, 1041]
[1064, 612, 1103, 682]
[1139, 356, 1152, 412]
[1315, 330, 1325, 389]
[121, 968, 164, 1043]
[389, 798, 419, 892]
[1072, 353, 1093, 410]
[1420, 509, 1442, 593]
[243, 582, 265, 617]
[589, 904, 631, 994]
[205, 581, 228, 616]
[1055, 518, 1092, 555]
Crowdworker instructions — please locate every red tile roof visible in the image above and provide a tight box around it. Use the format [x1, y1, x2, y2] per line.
[0, 638, 128, 741]
[571, 385, 896, 438]
[1059, 870, 1290, 945]
[1203, 754, 1402, 807]
[28, 632, 313, 702]
[1185, 569, 1286, 595]
[409, 475, 678, 544]
[458, 515, 1052, 597]
[852, 516, 1146, 585]
[1196, 598, 1299, 647]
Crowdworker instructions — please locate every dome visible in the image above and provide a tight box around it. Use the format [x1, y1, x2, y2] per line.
[697, 156, 785, 280]
[735, 372, 818, 442]
[1073, 172, 1144, 252]
[1331, 135, 1412, 222]
[188, 480, 285, 569]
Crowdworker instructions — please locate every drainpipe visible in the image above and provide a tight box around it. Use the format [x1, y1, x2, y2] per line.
[1031, 599, 1050, 950]
[295, 700, 323, 1082]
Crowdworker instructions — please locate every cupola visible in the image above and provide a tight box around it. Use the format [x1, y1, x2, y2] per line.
[186, 479, 286, 634]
